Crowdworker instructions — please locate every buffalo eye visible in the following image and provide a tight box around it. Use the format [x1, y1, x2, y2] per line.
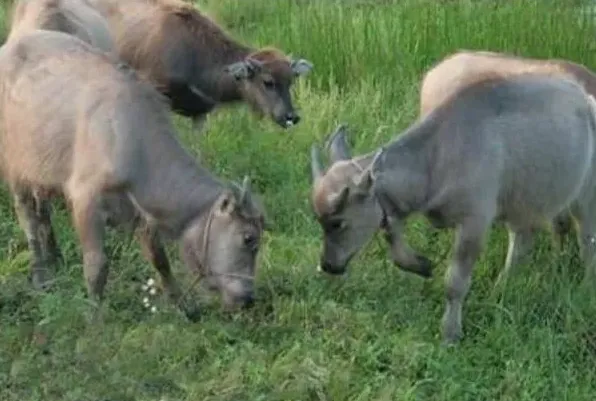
[326, 219, 345, 233]
[263, 79, 275, 89]
[243, 232, 259, 249]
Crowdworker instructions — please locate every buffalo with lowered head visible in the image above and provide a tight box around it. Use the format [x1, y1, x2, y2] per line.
[310, 73, 596, 344]
[88, 0, 314, 131]
[0, 29, 268, 317]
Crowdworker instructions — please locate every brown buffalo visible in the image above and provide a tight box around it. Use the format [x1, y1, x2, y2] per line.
[88, 0, 313, 131]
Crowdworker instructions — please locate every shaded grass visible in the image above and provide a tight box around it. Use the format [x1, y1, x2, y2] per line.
[2, 0, 596, 400]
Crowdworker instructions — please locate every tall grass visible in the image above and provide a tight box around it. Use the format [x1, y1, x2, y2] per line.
[2, 1, 596, 400]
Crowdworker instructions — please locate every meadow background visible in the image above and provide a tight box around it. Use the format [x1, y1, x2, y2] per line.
[2, 0, 596, 400]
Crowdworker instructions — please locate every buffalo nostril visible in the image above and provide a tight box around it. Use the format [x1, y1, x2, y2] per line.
[284, 113, 300, 127]
[320, 261, 345, 275]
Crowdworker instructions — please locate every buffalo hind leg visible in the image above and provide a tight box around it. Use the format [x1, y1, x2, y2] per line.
[34, 194, 63, 267]
[571, 200, 596, 286]
[552, 210, 575, 251]
[442, 214, 491, 344]
[13, 188, 55, 290]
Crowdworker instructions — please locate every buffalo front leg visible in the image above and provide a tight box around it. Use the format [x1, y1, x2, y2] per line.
[135, 220, 200, 321]
[442, 215, 490, 344]
[382, 215, 434, 278]
[13, 189, 54, 290]
[493, 226, 536, 291]
[136, 221, 180, 300]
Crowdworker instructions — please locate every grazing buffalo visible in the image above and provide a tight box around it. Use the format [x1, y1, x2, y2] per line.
[0, 30, 267, 316]
[419, 50, 596, 244]
[87, 0, 313, 131]
[310, 74, 596, 343]
[8, 0, 115, 54]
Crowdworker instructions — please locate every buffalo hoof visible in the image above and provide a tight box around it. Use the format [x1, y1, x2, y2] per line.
[29, 268, 56, 292]
[396, 255, 434, 278]
[441, 338, 460, 348]
[183, 305, 202, 322]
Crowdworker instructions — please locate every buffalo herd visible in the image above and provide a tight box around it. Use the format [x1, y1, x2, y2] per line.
[2, 0, 596, 344]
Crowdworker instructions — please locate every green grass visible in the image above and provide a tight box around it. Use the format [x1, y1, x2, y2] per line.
[3, 0, 596, 399]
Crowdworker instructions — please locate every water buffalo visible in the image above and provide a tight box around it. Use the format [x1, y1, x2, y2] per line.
[8, 0, 115, 54]
[419, 50, 596, 245]
[310, 73, 596, 343]
[86, 0, 313, 131]
[0, 29, 267, 316]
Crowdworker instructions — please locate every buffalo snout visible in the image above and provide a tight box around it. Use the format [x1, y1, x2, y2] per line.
[318, 259, 347, 275]
[278, 111, 300, 128]
[223, 288, 256, 310]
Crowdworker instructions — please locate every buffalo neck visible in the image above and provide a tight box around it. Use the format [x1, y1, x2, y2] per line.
[373, 116, 439, 215]
[129, 130, 226, 239]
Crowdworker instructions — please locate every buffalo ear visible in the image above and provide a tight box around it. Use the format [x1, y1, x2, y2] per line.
[310, 144, 324, 183]
[290, 58, 313, 76]
[325, 124, 351, 162]
[215, 191, 237, 216]
[224, 58, 263, 80]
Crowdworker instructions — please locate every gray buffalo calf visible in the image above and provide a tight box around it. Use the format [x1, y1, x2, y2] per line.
[310, 73, 596, 343]
[419, 50, 596, 246]
[0, 30, 267, 316]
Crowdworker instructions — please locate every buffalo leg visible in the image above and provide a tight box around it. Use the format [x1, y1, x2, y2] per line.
[135, 220, 200, 321]
[34, 194, 63, 267]
[376, 190, 434, 278]
[136, 220, 181, 300]
[382, 216, 433, 278]
[571, 200, 596, 285]
[13, 188, 54, 290]
[552, 210, 574, 251]
[442, 214, 491, 344]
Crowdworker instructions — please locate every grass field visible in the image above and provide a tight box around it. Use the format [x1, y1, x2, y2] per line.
[3, 0, 596, 399]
